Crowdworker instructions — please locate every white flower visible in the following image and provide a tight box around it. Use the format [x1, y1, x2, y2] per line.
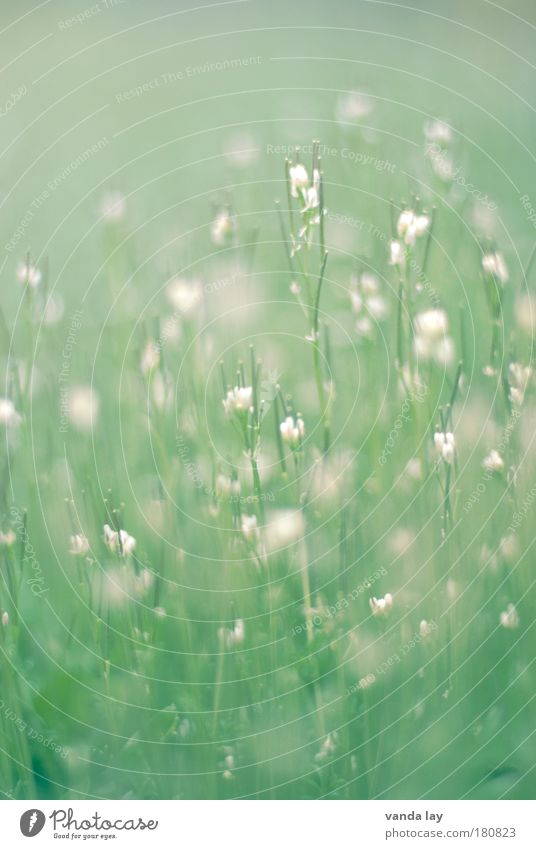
[336, 91, 372, 124]
[240, 514, 259, 544]
[0, 399, 22, 427]
[1, 611, 8, 627]
[100, 191, 126, 222]
[211, 209, 235, 245]
[414, 309, 454, 365]
[289, 163, 309, 197]
[315, 731, 338, 762]
[218, 618, 245, 649]
[141, 340, 160, 375]
[509, 362, 531, 407]
[369, 593, 393, 616]
[419, 619, 434, 638]
[388, 239, 405, 266]
[280, 415, 304, 447]
[69, 534, 90, 556]
[500, 603, 519, 630]
[424, 119, 452, 145]
[103, 524, 136, 556]
[67, 386, 99, 431]
[415, 309, 448, 339]
[16, 261, 41, 287]
[434, 431, 456, 464]
[223, 386, 253, 415]
[264, 509, 305, 552]
[0, 530, 16, 547]
[166, 278, 202, 314]
[397, 210, 430, 246]
[482, 251, 508, 284]
[482, 449, 504, 473]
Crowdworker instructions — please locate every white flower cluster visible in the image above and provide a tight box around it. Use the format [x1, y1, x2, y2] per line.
[500, 603, 519, 630]
[349, 272, 388, 338]
[218, 618, 245, 650]
[280, 414, 304, 447]
[482, 449, 504, 473]
[17, 261, 42, 287]
[369, 593, 393, 617]
[103, 524, 136, 556]
[223, 385, 253, 416]
[508, 362, 531, 408]
[0, 399, 22, 428]
[69, 534, 90, 556]
[434, 431, 456, 464]
[389, 208, 430, 267]
[482, 251, 508, 285]
[414, 309, 455, 366]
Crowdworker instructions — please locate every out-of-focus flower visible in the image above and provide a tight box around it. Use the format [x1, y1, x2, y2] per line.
[336, 91, 372, 124]
[424, 119, 453, 145]
[223, 386, 252, 416]
[211, 208, 235, 245]
[289, 163, 309, 197]
[397, 210, 430, 246]
[0, 530, 16, 547]
[482, 449, 504, 473]
[500, 603, 519, 630]
[509, 362, 531, 408]
[166, 278, 202, 314]
[103, 524, 136, 556]
[315, 731, 338, 762]
[434, 431, 456, 464]
[388, 240, 405, 267]
[100, 191, 126, 222]
[414, 309, 455, 366]
[419, 619, 434, 638]
[0, 399, 22, 427]
[218, 618, 245, 649]
[1, 611, 8, 627]
[69, 534, 90, 556]
[240, 514, 259, 544]
[280, 415, 304, 447]
[369, 593, 393, 616]
[17, 261, 42, 287]
[67, 386, 99, 431]
[141, 340, 160, 375]
[482, 251, 508, 284]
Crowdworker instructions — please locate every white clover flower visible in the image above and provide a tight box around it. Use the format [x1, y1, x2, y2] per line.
[141, 340, 160, 375]
[397, 210, 430, 246]
[482, 251, 508, 284]
[280, 414, 304, 447]
[388, 239, 405, 266]
[500, 603, 519, 630]
[166, 278, 202, 314]
[218, 618, 245, 650]
[289, 163, 309, 197]
[103, 524, 136, 556]
[240, 514, 259, 544]
[99, 190, 126, 222]
[0, 399, 22, 428]
[16, 261, 41, 287]
[69, 534, 90, 556]
[211, 208, 235, 245]
[223, 386, 253, 416]
[434, 431, 456, 464]
[369, 593, 393, 616]
[482, 449, 504, 473]
[67, 386, 99, 431]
